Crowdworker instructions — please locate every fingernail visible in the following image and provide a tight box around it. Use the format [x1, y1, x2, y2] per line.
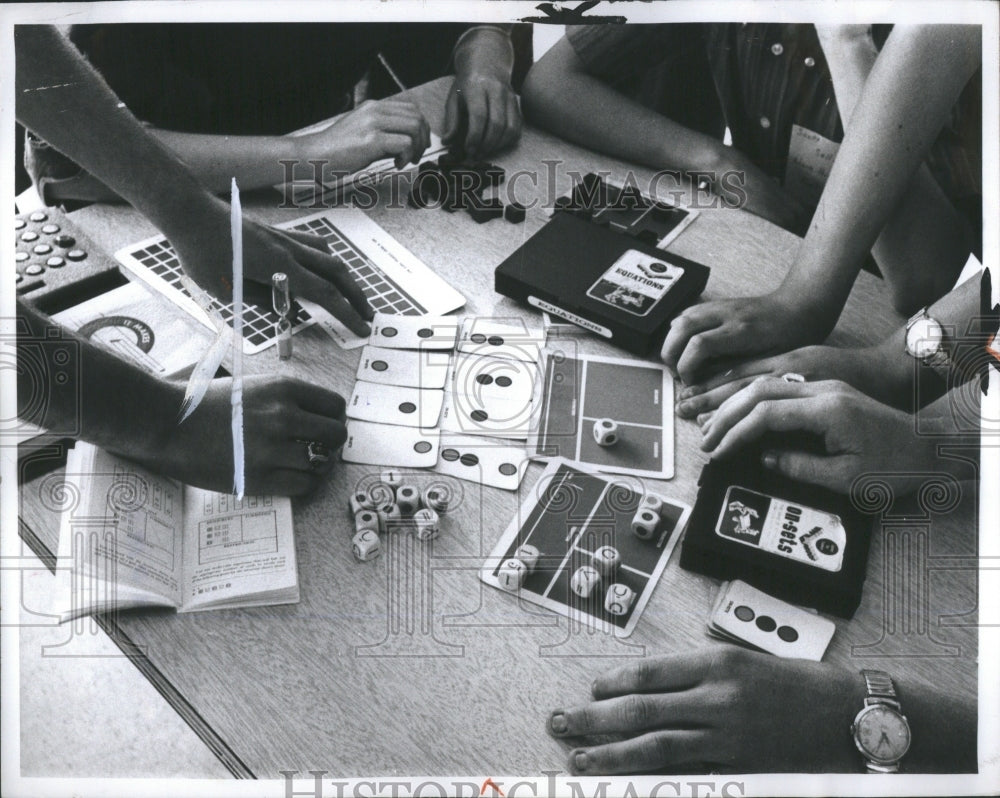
[762, 451, 778, 469]
[676, 400, 691, 417]
[590, 678, 600, 696]
[697, 411, 714, 429]
[549, 712, 567, 735]
[572, 750, 588, 773]
[678, 386, 694, 400]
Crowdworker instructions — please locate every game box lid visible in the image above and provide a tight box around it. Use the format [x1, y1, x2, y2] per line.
[495, 211, 709, 355]
[680, 450, 874, 618]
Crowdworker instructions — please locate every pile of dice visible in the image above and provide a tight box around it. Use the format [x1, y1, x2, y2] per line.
[495, 492, 674, 618]
[348, 470, 449, 562]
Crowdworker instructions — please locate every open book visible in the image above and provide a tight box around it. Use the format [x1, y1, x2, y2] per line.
[53, 442, 298, 621]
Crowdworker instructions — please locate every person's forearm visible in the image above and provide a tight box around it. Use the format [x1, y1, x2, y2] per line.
[783, 25, 981, 325]
[453, 25, 515, 82]
[820, 26, 974, 314]
[149, 129, 313, 194]
[896, 677, 978, 772]
[17, 299, 181, 459]
[522, 38, 723, 176]
[865, 274, 980, 409]
[15, 26, 218, 238]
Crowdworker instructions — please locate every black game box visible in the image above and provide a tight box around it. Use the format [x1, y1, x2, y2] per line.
[680, 446, 873, 618]
[494, 176, 710, 355]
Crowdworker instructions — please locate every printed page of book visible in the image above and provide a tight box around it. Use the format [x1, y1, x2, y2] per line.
[179, 489, 299, 611]
[53, 443, 184, 620]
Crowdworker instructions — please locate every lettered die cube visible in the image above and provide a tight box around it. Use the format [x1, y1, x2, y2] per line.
[592, 546, 621, 577]
[352, 529, 381, 562]
[422, 486, 449, 514]
[368, 482, 395, 508]
[395, 484, 421, 515]
[349, 489, 374, 516]
[413, 508, 440, 541]
[378, 502, 403, 533]
[605, 583, 636, 616]
[570, 565, 601, 599]
[354, 509, 380, 535]
[631, 507, 660, 540]
[514, 544, 540, 573]
[592, 418, 619, 447]
[641, 494, 664, 517]
[497, 558, 528, 592]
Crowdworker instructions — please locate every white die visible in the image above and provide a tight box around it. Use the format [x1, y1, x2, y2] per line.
[349, 490, 374, 515]
[592, 546, 621, 576]
[352, 529, 381, 562]
[497, 558, 528, 591]
[605, 583, 636, 616]
[592, 418, 619, 446]
[514, 544, 540, 573]
[396, 484, 421, 515]
[380, 469, 403, 489]
[354, 509, 380, 534]
[422, 486, 449, 514]
[378, 502, 403, 532]
[631, 507, 660, 540]
[641, 494, 664, 517]
[570, 565, 601, 598]
[413, 508, 440, 541]
[368, 482, 396, 508]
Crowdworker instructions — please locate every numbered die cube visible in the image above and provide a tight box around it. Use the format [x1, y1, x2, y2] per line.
[380, 469, 403, 489]
[395, 484, 421, 515]
[368, 482, 395, 508]
[570, 565, 601, 599]
[378, 503, 403, 533]
[592, 546, 621, 576]
[605, 583, 636, 616]
[349, 489, 374, 515]
[422, 486, 450, 514]
[631, 507, 660, 540]
[354, 509, 380, 534]
[497, 558, 528, 592]
[641, 494, 664, 517]
[592, 418, 619, 447]
[351, 529, 381, 562]
[514, 544, 540, 573]
[413, 508, 440, 541]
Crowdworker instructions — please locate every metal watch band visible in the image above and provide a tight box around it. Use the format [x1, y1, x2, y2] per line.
[861, 669, 900, 707]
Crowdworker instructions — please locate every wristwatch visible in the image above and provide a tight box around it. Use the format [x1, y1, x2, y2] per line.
[852, 669, 912, 773]
[904, 308, 952, 379]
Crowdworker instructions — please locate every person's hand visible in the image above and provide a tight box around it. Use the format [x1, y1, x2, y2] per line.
[546, 647, 865, 774]
[661, 290, 835, 386]
[699, 377, 928, 492]
[172, 199, 373, 337]
[135, 376, 347, 496]
[301, 98, 431, 172]
[718, 148, 810, 234]
[444, 29, 521, 158]
[675, 344, 886, 419]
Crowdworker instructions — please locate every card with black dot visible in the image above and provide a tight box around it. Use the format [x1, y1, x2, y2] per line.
[708, 580, 835, 661]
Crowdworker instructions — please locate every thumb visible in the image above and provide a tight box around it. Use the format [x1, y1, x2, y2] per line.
[761, 449, 850, 493]
[442, 84, 461, 142]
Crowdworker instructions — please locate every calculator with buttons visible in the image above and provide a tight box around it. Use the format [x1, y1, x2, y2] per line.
[14, 208, 122, 305]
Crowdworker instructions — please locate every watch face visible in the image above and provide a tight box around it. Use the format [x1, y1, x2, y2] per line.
[855, 705, 912, 764]
[906, 317, 943, 359]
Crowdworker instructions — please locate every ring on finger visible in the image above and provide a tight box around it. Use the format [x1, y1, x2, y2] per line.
[302, 440, 330, 468]
[781, 372, 806, 383]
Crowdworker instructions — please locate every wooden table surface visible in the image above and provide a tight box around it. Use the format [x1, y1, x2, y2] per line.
[18, 77, 979, 778]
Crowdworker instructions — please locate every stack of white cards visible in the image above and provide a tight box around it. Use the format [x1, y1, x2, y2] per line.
[340, 314, 544, 489]
[707, 580, 836, 661]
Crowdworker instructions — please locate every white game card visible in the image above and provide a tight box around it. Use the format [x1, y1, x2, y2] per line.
[449, 353, 538, 408]
[356, 345, 451, 389]
[710, 580, 835, 661]
[340, 420, 440, 468]
[347, 382, 444, 429]
[438, 389, 536, 441]
[368, 313, 459, 350]
[432, 433, 529, 490]
[457, 318, 545, 363]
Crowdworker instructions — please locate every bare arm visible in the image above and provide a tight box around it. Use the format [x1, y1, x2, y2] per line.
[817, 24, 975, 313]
[522, 36, 805, 230]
